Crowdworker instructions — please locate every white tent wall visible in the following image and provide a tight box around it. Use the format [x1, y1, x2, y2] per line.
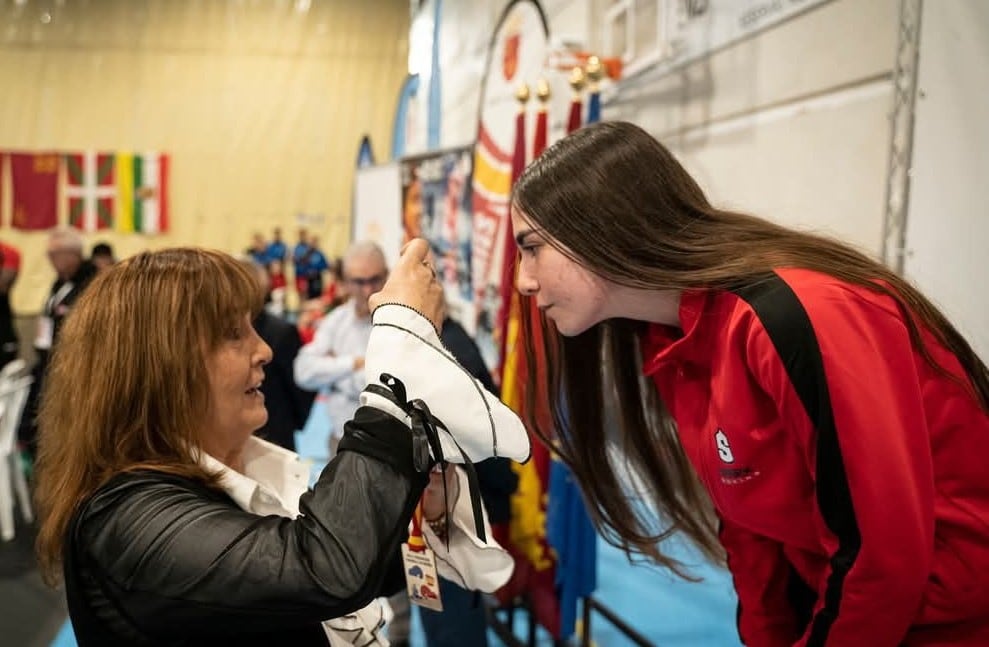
[903, 0, 989, 361]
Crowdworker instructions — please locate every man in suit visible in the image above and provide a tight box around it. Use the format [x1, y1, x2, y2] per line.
[20, 228, 98, 457]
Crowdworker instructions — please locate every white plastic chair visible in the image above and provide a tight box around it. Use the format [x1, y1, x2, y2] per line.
[0, 375, 34, 541]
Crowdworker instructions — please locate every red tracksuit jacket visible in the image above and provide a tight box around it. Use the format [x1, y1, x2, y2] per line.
[642, 269, 989, 646]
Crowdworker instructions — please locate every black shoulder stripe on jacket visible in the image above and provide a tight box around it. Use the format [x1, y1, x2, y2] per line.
[731, 273, 862, 646]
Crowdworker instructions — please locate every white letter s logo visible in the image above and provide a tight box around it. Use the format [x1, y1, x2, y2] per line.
[715, 429, 734, 464]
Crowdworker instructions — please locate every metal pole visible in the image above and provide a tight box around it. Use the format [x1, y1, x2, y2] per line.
[880, 0, 924, 273]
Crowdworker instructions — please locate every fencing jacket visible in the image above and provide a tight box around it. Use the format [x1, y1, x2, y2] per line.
[642, 269, 989, 647]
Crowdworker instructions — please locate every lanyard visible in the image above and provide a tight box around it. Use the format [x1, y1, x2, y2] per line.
[407, 500, 427, 552]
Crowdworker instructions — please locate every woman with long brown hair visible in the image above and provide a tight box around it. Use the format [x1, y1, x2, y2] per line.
[34, 240, 527, 646]
[511, 120, 989, 646]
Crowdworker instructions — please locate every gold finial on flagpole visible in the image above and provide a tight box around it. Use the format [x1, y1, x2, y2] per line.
[535, 79, 551, 104]
[584, 55, 604, 92]
[515, 82, 531, 105]
[568, 66, 586, 97]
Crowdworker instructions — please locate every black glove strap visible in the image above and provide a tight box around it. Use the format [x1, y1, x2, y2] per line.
[364, 374, 489, 545]
[337, 407, 420, 481]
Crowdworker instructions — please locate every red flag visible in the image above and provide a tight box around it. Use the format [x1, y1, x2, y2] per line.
[533, 103, 548, 157]
[496, 108, 527, 383]
[567, 96, 583, 134]
[158, 154, 170, 233]
[517, 98, 552, 446]
[11, 152, 59, 230]
[512, 101, 550, 432]
[505, 91, 600, 640]
[493, 95, 568, 638]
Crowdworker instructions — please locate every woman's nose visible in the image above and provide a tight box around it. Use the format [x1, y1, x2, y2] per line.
[257, 339, 273, 366]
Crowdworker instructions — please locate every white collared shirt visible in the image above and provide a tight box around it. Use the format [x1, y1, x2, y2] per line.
[293, 302, 372, 442]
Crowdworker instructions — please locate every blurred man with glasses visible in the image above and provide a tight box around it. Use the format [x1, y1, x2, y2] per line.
[294, 240, 387, 457]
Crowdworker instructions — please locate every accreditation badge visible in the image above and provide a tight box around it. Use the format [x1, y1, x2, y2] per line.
[401, 542, 443, 612]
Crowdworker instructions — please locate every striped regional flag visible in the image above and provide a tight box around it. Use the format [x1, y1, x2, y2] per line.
[116, 152, 169, 234]
[65, 152, 116, 232]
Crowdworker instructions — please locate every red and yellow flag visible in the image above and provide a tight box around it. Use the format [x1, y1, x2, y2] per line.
[496, 84, 564, 637]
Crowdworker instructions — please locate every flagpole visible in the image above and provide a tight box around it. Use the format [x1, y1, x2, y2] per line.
[510, 77, 551, 459]
[567, 67, 586, 134]
[496, 83, 530, 389]
[534, 79, 549, 155]
[585, 55, 603, 124]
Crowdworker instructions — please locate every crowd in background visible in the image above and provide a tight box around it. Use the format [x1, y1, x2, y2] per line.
[0, 226, 352, 464]
[245, 226, 347, 342]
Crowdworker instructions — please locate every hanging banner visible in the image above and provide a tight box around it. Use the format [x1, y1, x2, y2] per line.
[400, 147, 475, 333]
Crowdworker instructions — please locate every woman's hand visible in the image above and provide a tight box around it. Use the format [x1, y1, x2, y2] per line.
[368, 238, 444, 330]
[422, 463, 459, 522]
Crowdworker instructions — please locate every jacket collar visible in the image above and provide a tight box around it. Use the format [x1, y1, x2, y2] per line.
[641, 289, 712, 376]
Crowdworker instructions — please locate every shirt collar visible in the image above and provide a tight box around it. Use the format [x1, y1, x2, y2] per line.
[197, 436, 311, 514]
[349, 300, 372, 324]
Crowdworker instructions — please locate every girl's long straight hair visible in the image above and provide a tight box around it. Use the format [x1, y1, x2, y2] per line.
[514, 121, 989, 574]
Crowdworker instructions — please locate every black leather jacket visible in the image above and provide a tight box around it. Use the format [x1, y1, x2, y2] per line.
[64, 406, 428, 646]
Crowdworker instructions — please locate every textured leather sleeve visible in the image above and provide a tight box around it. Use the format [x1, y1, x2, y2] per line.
[76, 406, 426, 640]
